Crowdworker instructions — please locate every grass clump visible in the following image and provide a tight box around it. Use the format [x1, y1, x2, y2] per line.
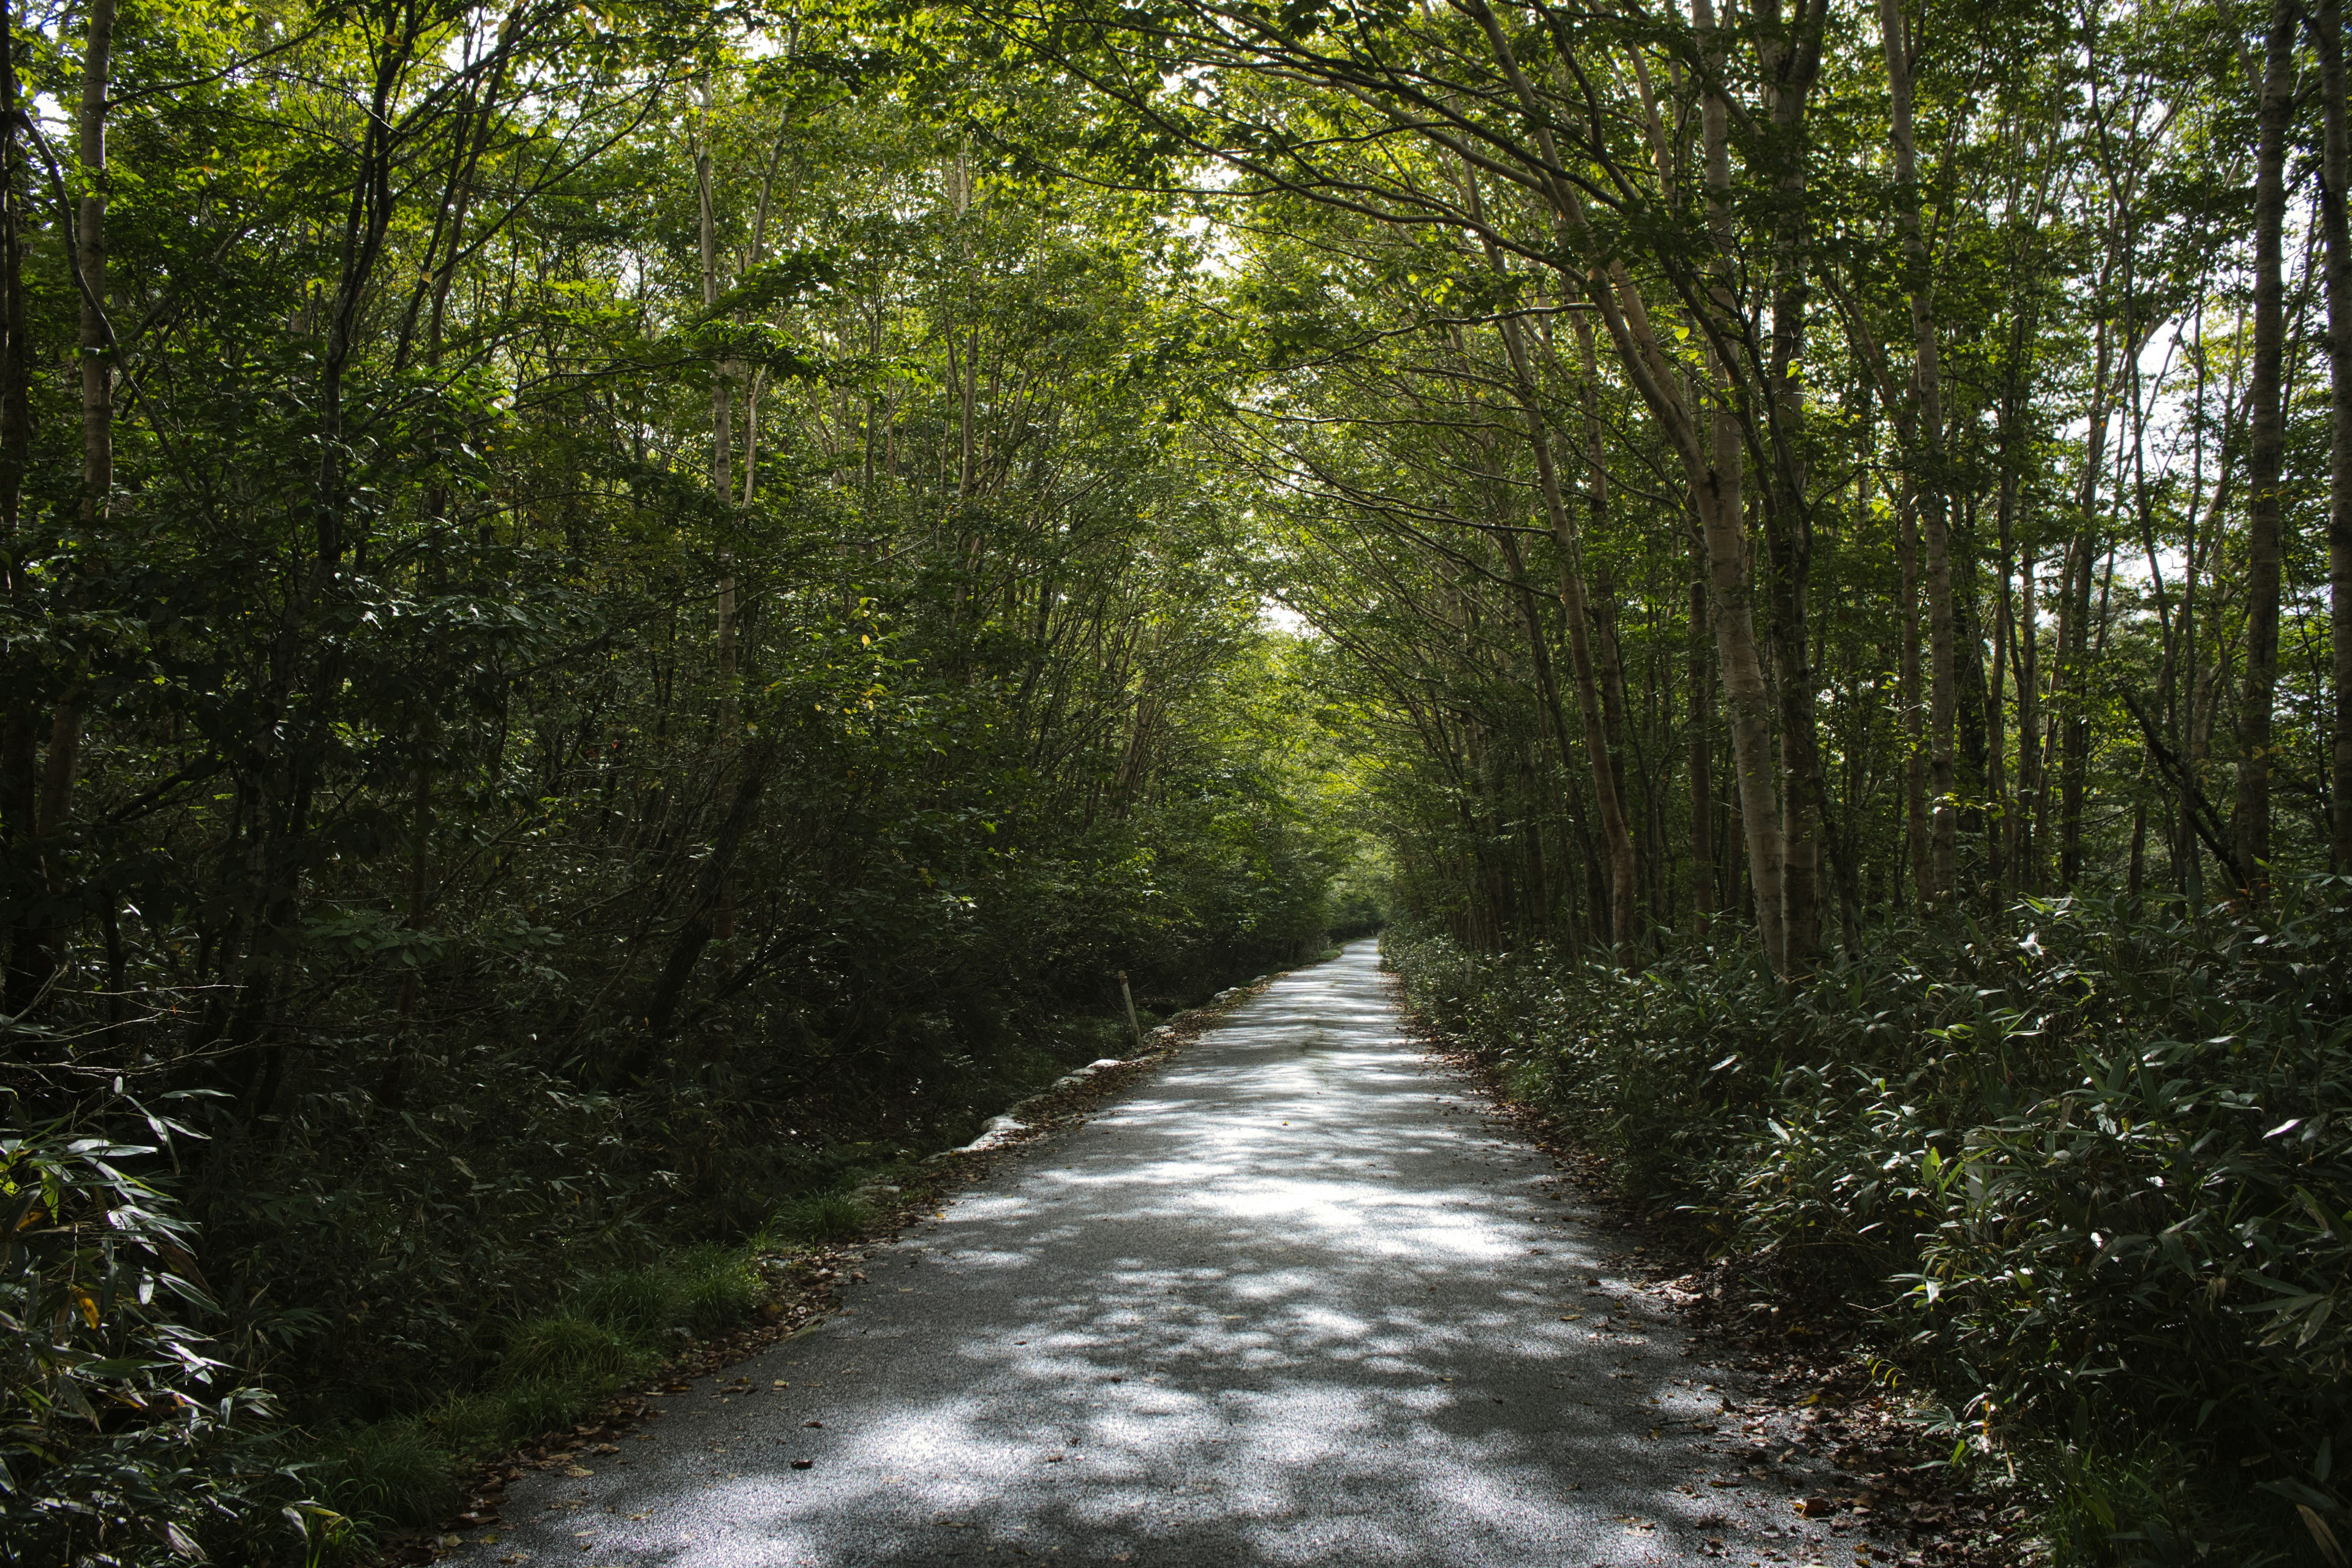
[570, 1265, 681, 1341]
[314, 1240, 774, 1544]
[496, 1313, 650, 1388]
[674, 1244, 763, 1333]
[314, 1419, 462, 1531]
[770, 1190, 873, 1245]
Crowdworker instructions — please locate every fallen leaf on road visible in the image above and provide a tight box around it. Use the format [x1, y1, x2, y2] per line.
[1795, 1496, 1834, 1517]
[563, 1466, 592, 1477]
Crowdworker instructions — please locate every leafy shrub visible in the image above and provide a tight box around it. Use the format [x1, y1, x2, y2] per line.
[489, 1379, 598, 1441]
[0, 1106, 310, 1566]
[1385, 884, 2352, 1559]
[314, 1235, 780, 1542]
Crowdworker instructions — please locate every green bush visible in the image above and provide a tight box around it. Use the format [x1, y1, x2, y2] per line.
[316, 1243, 772, 1545]
[0, 1109, 307, 1566]
[420, 1392, 507, 1461]
[1384, 883, 2352, 1561]
[491, 1378, 599, 1441]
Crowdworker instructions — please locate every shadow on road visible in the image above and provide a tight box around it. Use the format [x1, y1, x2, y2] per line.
[460, 944, 1818, 1567]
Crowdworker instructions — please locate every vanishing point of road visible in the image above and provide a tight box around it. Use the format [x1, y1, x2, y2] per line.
[451, 941, 1868, 1566]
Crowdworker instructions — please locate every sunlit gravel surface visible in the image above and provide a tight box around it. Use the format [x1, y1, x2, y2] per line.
[448, 941, 1889, 1567]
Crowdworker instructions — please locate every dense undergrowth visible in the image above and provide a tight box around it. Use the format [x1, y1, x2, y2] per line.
[3, 974, 1291, 1565]
[1384, 884, 2352, 1566]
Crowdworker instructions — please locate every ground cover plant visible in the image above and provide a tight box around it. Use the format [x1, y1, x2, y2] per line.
[1387, 889, 2352, 1562]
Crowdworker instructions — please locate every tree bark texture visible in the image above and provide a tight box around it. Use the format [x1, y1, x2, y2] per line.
[2236, 0, 2294, 894]
[2320, 0, 2352, 873]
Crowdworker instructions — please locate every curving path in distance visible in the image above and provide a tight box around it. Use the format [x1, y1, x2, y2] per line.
[451, 941, 1864, 1567]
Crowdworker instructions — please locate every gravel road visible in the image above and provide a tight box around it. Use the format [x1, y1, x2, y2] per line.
[448, 940, 1879, 1567]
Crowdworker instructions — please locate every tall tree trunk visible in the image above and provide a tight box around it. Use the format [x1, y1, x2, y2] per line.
[1460, 0, 1786, 970]
[1898, 482, 1928, 902]
[1882, 0, 1956, 902]
[2017, 544, 2042, 892]
[0, 0, 37, 1019]
[695, 84, 736, 714]
[2236, 0, 2293, 894]
[1702, 347, 1787, 971]
[2320, 0, 2352, 873]
[77, 0, 111, 529]
[1687, 524, 1715, 937]
[2059, 327, 2108, 891]
[610, 736, 778, 1082]
[1696, 0, 1790, 971]
[1498, 310, 1638, 952]
[1988, 468, 2015, 894]
[24, 0, 118, 995]
[1756, 0, 1831, 971]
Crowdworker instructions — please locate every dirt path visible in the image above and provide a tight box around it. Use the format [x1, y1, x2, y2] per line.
[447, 941, 1888, 1566]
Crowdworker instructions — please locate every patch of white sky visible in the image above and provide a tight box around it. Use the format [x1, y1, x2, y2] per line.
[1260, 596, 1314, 636]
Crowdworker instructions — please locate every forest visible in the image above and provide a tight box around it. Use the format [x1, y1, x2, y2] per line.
[2, 0, 2348, 1559]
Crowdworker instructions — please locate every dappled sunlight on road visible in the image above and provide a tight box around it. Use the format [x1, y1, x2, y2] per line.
[451, 944, 1819, 1567]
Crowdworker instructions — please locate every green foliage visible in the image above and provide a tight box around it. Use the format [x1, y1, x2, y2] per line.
[770, 1193, 875, 1246]
[1385, 883, 2352, 1560]
[671, 1247, 762, 1336]
[311, 1421, 459, 1534]
[0, 1107, 307, 1566]
[494, 1317, 651, 1391]
[570, 1267, 687, 1343]
[312, 1236, 778, 1543]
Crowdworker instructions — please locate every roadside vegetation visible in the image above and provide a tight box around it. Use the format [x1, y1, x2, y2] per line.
[1389, 891, 2352, 1562]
